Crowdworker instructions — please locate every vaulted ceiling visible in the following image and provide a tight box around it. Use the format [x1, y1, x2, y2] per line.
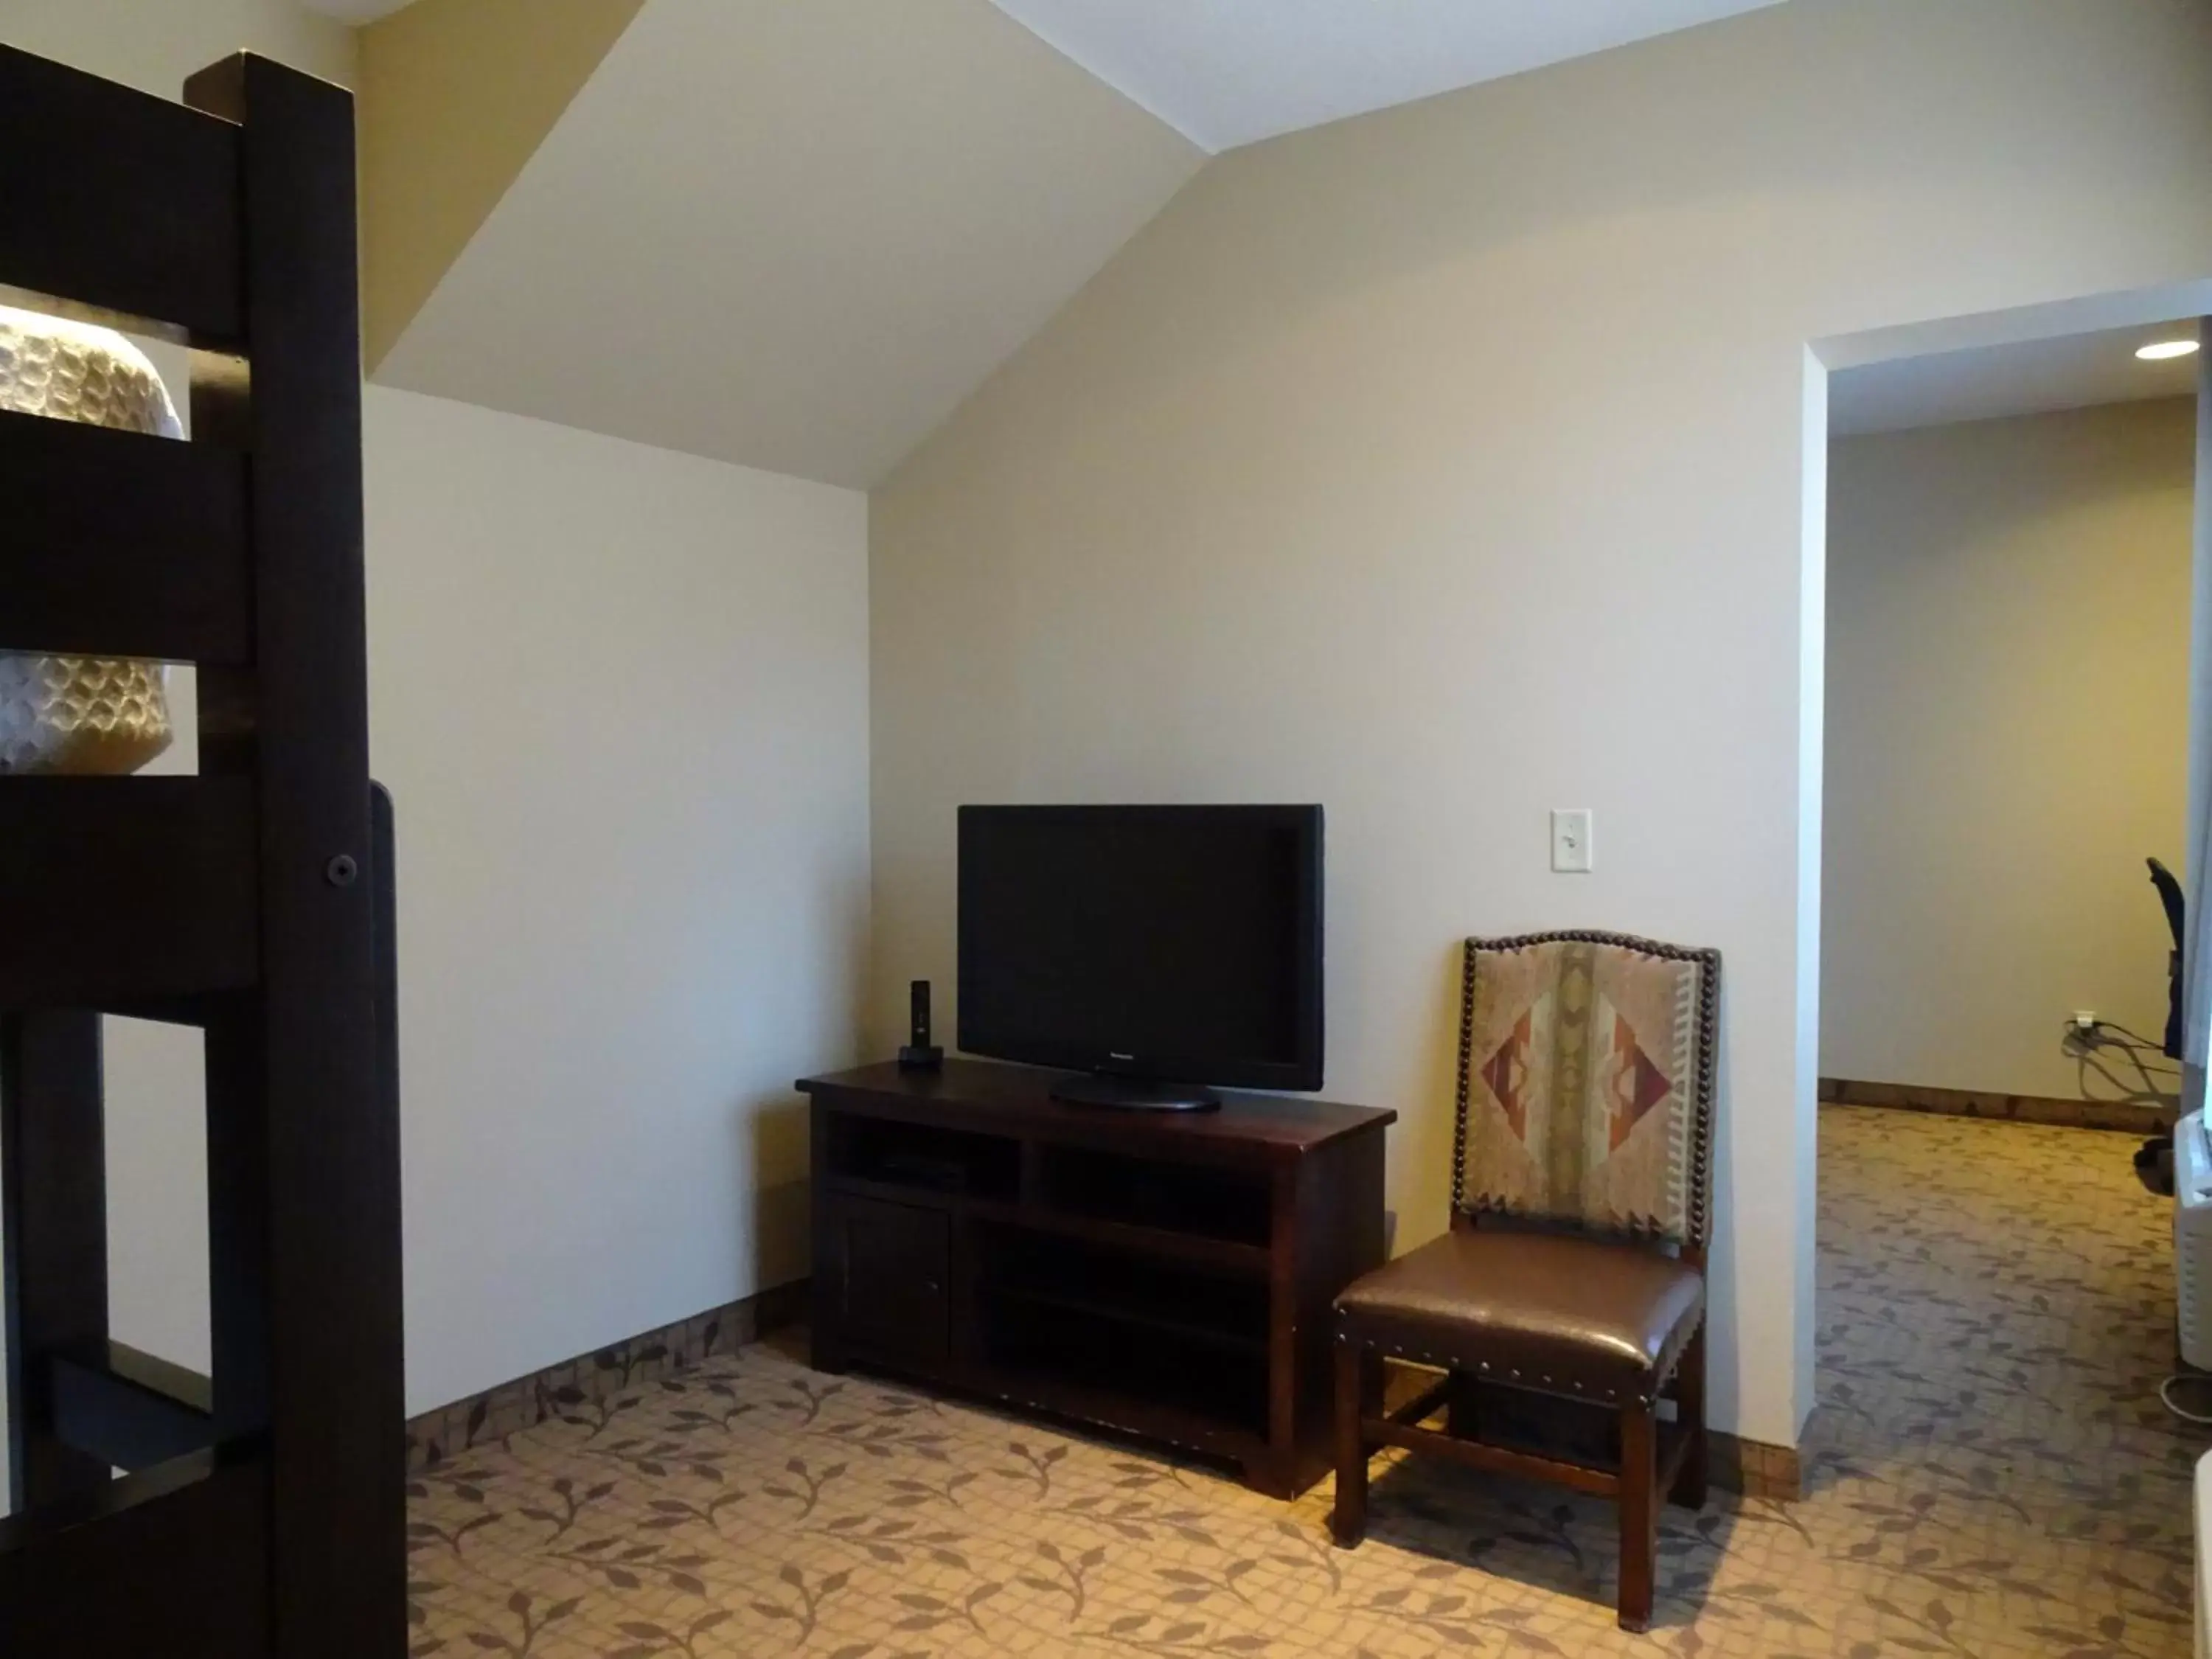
[989, 0, 1787, 153]
[329, 0, 1797, 487]
[364, 0, 1200, 488]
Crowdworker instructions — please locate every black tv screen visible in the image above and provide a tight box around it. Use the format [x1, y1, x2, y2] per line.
[958, 805, 1324, 1092]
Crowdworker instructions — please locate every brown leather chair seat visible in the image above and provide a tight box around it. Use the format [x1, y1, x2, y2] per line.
[1335, 1228, 1704, 1406]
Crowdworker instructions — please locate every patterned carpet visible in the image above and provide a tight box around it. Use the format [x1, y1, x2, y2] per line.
[409, 1107, 2203, 1656]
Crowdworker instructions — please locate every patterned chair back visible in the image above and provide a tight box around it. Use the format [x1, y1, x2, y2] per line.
[1452, 931, 1720, 1256]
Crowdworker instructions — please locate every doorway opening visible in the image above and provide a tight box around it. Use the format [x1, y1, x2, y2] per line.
[1823, 321, 2198, 1135]
[1800, 301, 2206, 1642]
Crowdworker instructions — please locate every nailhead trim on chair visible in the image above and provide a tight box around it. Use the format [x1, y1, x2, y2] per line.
[1337, 1301, 1704, 1408]
[1343, 1329, 1638, 1402]
[1448, 930, 1722, 1256]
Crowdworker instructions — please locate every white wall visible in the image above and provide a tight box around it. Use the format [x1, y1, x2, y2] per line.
[364, 387, 867, 1411]
[1823, 400, 2196, 1101]
[869, 0, 2212, 1447]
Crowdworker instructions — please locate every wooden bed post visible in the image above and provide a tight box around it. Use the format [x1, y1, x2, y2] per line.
[183, 53, 406, 1659]
[0, 42, 402, 1656]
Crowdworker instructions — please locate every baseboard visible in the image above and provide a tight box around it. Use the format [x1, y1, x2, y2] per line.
[411, 1284, 1806, 1503]
[1711, 1430, 1801, 1502]
[1820, 1076, 2167, 1136]
[405, 1279, 810, 1471]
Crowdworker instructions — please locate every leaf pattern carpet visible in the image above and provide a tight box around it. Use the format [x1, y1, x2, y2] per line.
[410, 1105, 2205, 1657]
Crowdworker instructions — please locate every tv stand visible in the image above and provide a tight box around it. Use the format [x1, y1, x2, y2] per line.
[1050, 1072, 1220, 1112]
[801, 1060, 1394, 1497]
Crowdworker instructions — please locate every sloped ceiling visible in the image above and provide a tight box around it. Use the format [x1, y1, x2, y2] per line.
[371, 0, 1203, 489]
[988, 0, 1790, 153]
[355, 0, 1809, 487]
[359, 0, 645, 370]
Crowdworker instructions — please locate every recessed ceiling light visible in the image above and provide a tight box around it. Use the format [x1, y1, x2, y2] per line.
[2136, 338, 2201, 361]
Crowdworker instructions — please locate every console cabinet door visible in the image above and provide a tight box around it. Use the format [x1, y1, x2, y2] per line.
[832, 1196, 950, 1366]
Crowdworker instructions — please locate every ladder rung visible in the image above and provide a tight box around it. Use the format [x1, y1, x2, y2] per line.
[0, 1452, 268, 1654]
[0, 778, 258, 1006]
[0, 44, 242, 340]
[0, 408, 251, 665]
[50, 1340, 218, 1472]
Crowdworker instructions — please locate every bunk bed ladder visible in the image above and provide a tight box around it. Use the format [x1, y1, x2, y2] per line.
[0, 45, 404, 1658]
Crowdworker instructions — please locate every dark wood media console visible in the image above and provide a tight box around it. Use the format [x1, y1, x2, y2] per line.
[801, 1060, 1394, 1497]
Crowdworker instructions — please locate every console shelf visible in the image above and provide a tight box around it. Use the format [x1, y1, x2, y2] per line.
[982, 1283, 1267, 1357]
[801, 1059, 1394, 1497]
[824, 1175, 1273, 1274]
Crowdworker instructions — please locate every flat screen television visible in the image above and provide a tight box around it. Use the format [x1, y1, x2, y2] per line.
[958, 804, 1324, 1110]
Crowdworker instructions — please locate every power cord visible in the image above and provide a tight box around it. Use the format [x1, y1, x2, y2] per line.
[2160, 1373, 2212, 1425]
[2066, 1018, 2181, 1109]
[2090, 1019, 2183, 1059]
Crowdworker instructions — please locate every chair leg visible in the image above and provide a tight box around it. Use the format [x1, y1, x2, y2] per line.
[1330, 1340, 1376, 1548]
[1445, 1370, 1481, 1440]
[1618, 1399, 1660, 1632]
[1669, 1323, 1708, 1511]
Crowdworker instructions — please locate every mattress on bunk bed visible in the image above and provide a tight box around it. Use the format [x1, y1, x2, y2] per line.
[0, 303, 180, 775]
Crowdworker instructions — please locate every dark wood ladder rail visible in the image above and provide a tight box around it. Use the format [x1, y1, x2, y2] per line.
[0, 44, 405, 1658]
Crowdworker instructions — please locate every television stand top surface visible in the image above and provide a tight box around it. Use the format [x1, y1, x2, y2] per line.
[1050, 1072, 1221, 1113]
[799, 1058, 1394, 1158]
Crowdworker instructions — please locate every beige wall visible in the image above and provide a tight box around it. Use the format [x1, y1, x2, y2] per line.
[0, 0, 353, 94]
[869, 0, 2212, 1447]
[1823, 400, 2196, 1102]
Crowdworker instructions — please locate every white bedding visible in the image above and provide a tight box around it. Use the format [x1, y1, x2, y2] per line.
[0, 304, 181, 775]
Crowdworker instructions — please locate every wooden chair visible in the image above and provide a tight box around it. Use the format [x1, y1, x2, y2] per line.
[1329, 931, 1720, 1632]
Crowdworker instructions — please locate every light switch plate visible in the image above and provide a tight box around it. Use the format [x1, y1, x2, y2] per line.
[1551, 808, 1593, 873]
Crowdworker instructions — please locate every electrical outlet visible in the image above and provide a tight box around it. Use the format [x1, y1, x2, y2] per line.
[1551, 808, 1593, 874]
